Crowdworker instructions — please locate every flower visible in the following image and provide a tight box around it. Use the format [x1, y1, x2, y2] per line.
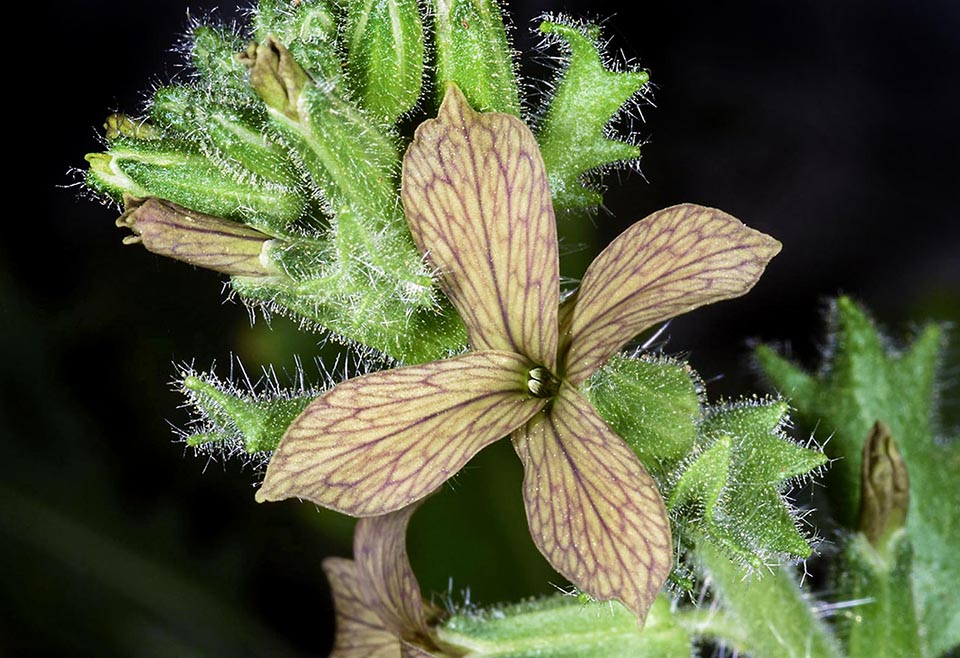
[324, 502, 440, 657]
[257, 84, 781, 622]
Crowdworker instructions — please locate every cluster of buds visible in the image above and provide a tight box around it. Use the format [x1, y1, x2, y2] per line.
[84, 1, 837, 654]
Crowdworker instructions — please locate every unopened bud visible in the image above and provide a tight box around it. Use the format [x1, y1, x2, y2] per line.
[117, 196, 278, 278]
[238, 37, 312, 120]
[104, 114, 158, 141]
[859, 421, 910, 547]
[345, 0, 425, 123]
[430, 0, 521, 115]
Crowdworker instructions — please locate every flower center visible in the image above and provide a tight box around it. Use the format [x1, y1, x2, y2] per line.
[526, 366, 560, 399]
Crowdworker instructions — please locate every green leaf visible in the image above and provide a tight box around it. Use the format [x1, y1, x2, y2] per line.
[670, 400, 827, 567]
[536, 20, 649, 214]
[756, 296, 960, 656]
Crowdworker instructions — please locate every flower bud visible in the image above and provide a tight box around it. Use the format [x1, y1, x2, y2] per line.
[104, 114, 158, 141]
[254, 0, 340, 80]
[191, 25, 250, 96]
[151, 86, 301, 189]
[859, 421, 910, 548]
[345, 0, 425, 123]
[429, 0, 520, 115]
[85, 139, 304, 231]
[117, 196, 279, 278]
[238, 37, 312, 120]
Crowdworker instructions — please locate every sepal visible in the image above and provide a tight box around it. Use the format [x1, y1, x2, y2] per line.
[535, 19, 650, 213]
[584, 353, 702, 476]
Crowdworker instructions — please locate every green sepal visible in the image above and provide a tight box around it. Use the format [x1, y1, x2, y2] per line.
[756, 296, 960, 656]
[536, 19, 649, 214]
[842, 531, 923, 658]
[179, 370, 315, 455]
[584, 354, 702, 477]
[190, 25, 251, 98]
[151, 86, 303, 191]
[345, 0, 425, 124]
[429, 0, 521, 115]
[670, 400, 827, 568]
[437, 594, 690, 657]
[669, 435, 731, 522]
[85, 138, 303, 234]
[254, 0, 342, 81]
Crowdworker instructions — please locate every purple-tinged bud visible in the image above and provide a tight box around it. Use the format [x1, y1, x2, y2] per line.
[117, 196, 279, 278]
[859, 421, 910, 548]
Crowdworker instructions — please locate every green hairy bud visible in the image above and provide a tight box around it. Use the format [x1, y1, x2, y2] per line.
[190, 25, 251, 97]
[345, 0, 425, 124]
[85, 138, 303, 231]
[151, 85, 302, 192]
[253, 0, 341, 81]
[429, 0, 521, 114]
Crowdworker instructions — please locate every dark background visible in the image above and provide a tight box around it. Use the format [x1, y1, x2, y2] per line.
[4, 0, 958, 655]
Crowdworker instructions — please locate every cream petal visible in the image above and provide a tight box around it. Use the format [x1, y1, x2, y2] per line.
[257, 350, 544, 516]
[564, 204, 781, 384]
[512, 383, 673, 622]
[323, 558, 402, 658]
[402, 84, 560, 369]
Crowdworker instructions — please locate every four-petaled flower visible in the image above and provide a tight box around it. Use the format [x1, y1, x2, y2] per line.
[258, 84, 781, 622]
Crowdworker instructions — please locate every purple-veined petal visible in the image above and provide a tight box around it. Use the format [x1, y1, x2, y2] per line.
[257, 350, 544, 515]
[564, 204, 781, 384]
[323, 557, 401, 658]
[512, 383, 673, 623]
[354, 503, 430, 643]
[400, 643, 437, 657]
[402, 84, 560, 370]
